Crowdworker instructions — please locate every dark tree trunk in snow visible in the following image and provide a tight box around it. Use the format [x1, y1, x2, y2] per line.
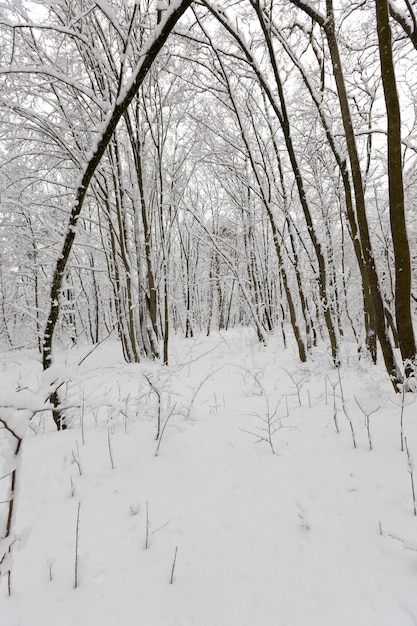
[288, 0, 402, 390]
[41, 0, 193, 429]
[376, 0, 416, 377]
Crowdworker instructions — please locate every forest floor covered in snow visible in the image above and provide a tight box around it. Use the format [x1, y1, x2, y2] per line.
[1, 328, 417, 625]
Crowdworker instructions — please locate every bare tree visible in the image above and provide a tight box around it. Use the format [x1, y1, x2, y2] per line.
[7, 0, 194, 428]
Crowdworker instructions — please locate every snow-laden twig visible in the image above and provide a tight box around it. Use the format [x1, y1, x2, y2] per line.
[241, 397, 284, 455]
[107, 428, 115, 470]
[0, 376, 79, 593]
[145, 502, 150, 550]
[354, 397, 380, 451]
[282, 368, 310, 407]
[326, 375, 340, 434]
[74, 502, 81, 589]
[404, 437, 416, 516]
[155, 403, 178, 457]
[389, 380, 417, 452]
[142, 373, 162, 440]
[0, 412, 23, 596]
[337, 370, 357, 449]
[170, 546, 178, 584]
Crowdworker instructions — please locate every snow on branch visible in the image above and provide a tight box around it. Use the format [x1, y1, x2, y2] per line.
[0, 66, 107, 109]
[42, 0, 193, 370]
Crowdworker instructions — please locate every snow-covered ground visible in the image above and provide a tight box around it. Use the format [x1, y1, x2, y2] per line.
[1, 328, 417, 625]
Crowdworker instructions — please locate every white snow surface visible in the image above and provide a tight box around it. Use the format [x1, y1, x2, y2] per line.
[1, 328, 417, 625]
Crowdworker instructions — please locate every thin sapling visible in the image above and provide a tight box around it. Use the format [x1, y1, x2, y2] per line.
[170, 546, 178, 584]
[404, 437, 416, 516]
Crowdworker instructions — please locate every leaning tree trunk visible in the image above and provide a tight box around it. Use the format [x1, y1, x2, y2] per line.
[251, 1, 338, 364]
[286, 0, 403, 390]
[376, 0, 416, 378]
[323, 0, 402, 388]
[205, 0, 338, 363]
[41, 1, 193, 429]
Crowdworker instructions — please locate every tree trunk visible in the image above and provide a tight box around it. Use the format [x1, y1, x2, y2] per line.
[41, 1, 193, 428]
[286, 0, 402, 389]
[376, 0, 416, 376]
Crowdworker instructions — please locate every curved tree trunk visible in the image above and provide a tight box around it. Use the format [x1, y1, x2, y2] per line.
[41, 0, 193, 429]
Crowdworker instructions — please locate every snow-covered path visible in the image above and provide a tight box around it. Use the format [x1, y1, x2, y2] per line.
[1, 329, 417, 625]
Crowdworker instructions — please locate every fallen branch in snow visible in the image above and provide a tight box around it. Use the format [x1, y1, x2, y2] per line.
[385, 530, 417, 552]
[72, 441, 82, 476]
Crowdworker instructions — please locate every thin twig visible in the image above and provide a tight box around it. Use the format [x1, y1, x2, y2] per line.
[107, 428, 115, 470]
[143, 373, 162, 440]
[155, 403, 177, 456]
[145, 501, 150, 549]
[338, 370, 356, 448]
[75, 502, 81, 589]
[404, 437, 416, 516]
[354, 397, 380, 451]
[170, 546, 178, 584]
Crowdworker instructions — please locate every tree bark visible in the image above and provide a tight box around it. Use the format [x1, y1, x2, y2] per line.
[288, 0, 402, 389]
[41, 0, 193, 429]
[376, 0, 416, 376]
[389, 0, 417, 50]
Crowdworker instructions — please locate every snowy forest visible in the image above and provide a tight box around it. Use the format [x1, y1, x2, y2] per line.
[1, 1, 417, 624]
